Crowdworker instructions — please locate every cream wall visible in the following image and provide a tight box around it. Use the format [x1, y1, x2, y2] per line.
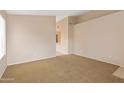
[7, 15, 56, 65]
[73, 11, 124, 67]
[0, 11, 7, 78]
[68, 16, 75, 54]
[75, 10, 119, 24]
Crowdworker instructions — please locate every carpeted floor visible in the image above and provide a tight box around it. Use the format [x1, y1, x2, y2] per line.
[0, 55, 124, 83]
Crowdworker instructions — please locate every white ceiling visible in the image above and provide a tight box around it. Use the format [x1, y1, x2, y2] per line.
[6, 10, 89, 22]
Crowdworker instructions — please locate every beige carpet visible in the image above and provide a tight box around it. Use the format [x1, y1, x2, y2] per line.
[1, 55, 124, 83]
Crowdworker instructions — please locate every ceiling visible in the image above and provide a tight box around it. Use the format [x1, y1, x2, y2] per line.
[6, 10, 89, 22]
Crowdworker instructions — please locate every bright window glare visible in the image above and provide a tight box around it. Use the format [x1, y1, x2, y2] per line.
[0, 15, 6, 59]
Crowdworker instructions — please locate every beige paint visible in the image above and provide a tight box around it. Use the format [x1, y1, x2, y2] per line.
[0, 11, 7, 78]
[75, 10, 120, 24]
[68, 16, 75, 54]
[7, 15, 56, 65]
[73, 11, 124, 67]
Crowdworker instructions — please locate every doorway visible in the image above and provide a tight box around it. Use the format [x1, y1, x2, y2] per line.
[56, 23, 64, 56]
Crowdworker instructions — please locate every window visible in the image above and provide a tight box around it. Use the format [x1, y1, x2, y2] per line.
[0, 15, 6, 59]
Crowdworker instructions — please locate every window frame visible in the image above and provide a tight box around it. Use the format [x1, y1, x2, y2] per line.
[0, 15, 6, 59]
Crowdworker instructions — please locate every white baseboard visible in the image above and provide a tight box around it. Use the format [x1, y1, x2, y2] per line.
[73, 52, 124, 67]
[0, 65, 7, 79]
[7, 56, 56, 66]
[113, 67, 124, 79]
[0, 56, 7, 79]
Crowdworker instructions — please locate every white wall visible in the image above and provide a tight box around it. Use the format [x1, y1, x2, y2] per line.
[0, 11, 7, 78]
[0, 15, 6, 60]
[7, 15, 56, 65]
[73, 11, 124, 67]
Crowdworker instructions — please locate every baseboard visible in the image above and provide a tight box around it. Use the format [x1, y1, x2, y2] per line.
[113, 67, 124, 79]
[0, 56, 7, 79]
[0, 65, 7, 79]
[7, 55, 56, 66]
[73, 53, 122, 67]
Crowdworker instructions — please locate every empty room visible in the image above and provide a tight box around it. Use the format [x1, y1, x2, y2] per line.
[0, 10, 124, 83]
